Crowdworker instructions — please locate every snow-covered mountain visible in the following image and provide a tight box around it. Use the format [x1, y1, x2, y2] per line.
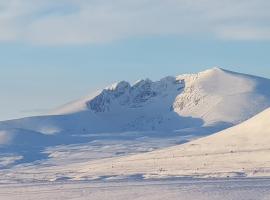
[1, 67, 270, 181]
[75, 107, 270, 179]
[1, 67, 270, 145]
[53, 67, 270, 126]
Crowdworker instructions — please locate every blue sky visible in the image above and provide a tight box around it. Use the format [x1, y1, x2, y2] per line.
[1, 0, 270, 120]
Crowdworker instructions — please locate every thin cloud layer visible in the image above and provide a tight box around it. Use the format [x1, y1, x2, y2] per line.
[0, 0, 270, 45]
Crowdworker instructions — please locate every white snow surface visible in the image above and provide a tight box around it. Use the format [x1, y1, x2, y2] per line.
[4, 106, 267, 183]
[1, 178, 270, 200]
[74, 107, 270, 179]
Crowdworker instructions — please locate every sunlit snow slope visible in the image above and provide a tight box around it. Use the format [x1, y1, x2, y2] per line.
[76, 107, 270, 178]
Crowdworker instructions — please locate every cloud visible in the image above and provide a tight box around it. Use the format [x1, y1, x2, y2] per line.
[216, 26, 270, 40]
[0, 0, 270, 45]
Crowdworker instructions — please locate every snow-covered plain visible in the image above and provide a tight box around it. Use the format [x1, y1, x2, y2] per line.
[1, 178, 270, 200]
[1, 68, 270, 199]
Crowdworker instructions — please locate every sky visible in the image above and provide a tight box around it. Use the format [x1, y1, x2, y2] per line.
[1, 0, 270, 120]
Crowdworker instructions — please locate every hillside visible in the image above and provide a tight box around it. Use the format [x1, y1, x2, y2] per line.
[76, 107, 270, 178]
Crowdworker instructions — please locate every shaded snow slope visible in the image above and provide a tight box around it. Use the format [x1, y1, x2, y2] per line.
[76, 107, 270, 178]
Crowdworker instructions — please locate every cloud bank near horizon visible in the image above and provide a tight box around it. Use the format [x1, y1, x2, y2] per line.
[1, 0, 270, 45]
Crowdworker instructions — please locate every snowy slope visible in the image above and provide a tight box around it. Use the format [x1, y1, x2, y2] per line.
[4, 107, 269, 182]
[174, 68, 270, 124]
[76, 107, 270, 178]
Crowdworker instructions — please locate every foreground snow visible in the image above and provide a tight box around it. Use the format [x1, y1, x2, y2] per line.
[1, 108, 270, 183]
[74, 108, 270, 179]
[0, 178, 270, 200]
